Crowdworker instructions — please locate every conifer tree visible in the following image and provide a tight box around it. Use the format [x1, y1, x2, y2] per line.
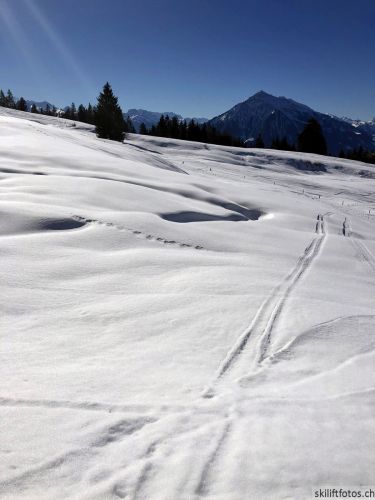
[16, 97, 27, 111]
[170, 116, 180, 138]
[94, 82, 125, 141]
[124, 116, 135, 133]
[30, 104, 38, 113]
[77, 104, 87, 122]
[87, 103, 94, 124]
[0, 89, 6, 107]
[139, 122, 148, 135]
[297, 118, 327, 155]
[5, 89, 16, 108]
[70, 102, 77, 120]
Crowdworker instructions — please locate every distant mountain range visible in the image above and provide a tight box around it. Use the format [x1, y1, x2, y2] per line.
[23, 95, 374, 154]
[340, 116, 375, 141]
[209, 91, 375, 154]
[124, 109, 208, 131]
[25, 100, 55, 112]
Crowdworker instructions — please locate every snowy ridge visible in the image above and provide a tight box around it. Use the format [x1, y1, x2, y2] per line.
[0, 108, 374, 499]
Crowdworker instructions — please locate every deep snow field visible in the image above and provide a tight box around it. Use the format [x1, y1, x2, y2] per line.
[0, 108, 374, 500]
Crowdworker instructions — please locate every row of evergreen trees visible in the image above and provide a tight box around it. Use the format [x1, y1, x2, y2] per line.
[0, 84, 134, 140]
[140, 117, 330, 154]
[0, 89, 28, 112]
[252, 118, 328, 155]
[139, 115, 244, 147]
[63, 95, 134, 133]
[339, 147, 375, 165]
[1, 85, 374, 161]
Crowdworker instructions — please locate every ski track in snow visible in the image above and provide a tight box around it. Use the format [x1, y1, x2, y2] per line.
[203, 215, 327, 396]
[1, 110, 375, 499]
[194, 418, 233, 498]
[351, 236, 375, 273]
[0, 397, 187, 416]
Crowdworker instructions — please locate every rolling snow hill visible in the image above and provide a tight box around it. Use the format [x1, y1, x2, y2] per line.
[209, 91, 375, 154]
[0, 107, 374, 499]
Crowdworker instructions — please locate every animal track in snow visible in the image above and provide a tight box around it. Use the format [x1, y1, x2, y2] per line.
[72, 215, 204, 251]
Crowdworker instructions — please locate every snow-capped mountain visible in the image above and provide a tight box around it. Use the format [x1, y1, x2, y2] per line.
[125, 108, 208, 131]
[209, 91, 375, 154]
[340, 116, 375, 142]
[25, 99, 55, 112]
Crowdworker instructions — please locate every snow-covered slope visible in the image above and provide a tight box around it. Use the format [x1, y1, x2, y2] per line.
[209, 91, 375, 154]
[1, 108, 374, 499]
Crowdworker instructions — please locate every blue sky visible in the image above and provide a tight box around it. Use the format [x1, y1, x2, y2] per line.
[1, 0, 374, 119]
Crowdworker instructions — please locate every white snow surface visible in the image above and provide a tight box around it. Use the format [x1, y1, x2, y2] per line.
[0, 108, 375, 499]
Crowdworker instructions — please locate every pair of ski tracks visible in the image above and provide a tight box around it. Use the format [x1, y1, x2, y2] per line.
[203, 215, 327, 397]
[0, 217, 328, 499]
[190, 217, 328, 497]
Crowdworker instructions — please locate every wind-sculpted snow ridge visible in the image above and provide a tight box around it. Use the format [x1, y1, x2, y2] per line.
[0, 107, 375, 499]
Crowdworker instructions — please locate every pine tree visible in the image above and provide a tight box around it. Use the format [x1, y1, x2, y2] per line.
[77, 104, 87, 122]
[297, 118, 327, 155]
[94, 82, 125, 141]
[124, 117, 135, 133]
[139, 122, 148, 135]
[5, 89, 16, 108]
[86, 103, 94, 124]
[30, 104, 38, 113]
[157, 115, 167, 136]
[16, 97, 27, 112]
[0, 89, 6, 107]
[170, 116, 180, 138]
[71, 102, 77, 120]
[64, 106, 71, 119]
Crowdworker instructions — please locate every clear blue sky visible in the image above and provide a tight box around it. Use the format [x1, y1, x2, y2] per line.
[1, 0, 374, 119]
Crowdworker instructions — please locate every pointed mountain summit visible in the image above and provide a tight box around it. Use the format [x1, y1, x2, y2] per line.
[209, 91, 374, 154]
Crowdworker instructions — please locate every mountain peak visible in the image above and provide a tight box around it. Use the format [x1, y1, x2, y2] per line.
[245, 90, 283, 106]
[253, 90, 273, 98]
[210, 92, 375, 154]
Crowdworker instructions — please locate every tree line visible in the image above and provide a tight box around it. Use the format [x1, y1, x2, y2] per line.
[249, 118, 374, 163]
[138, 115, 244, 147]
[1, 85, 374, 163]
[252, 118, 328, 155]
[0, 84, 134, 140]
[0, 89, 28, 111]
[339, 147, 375, 165]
